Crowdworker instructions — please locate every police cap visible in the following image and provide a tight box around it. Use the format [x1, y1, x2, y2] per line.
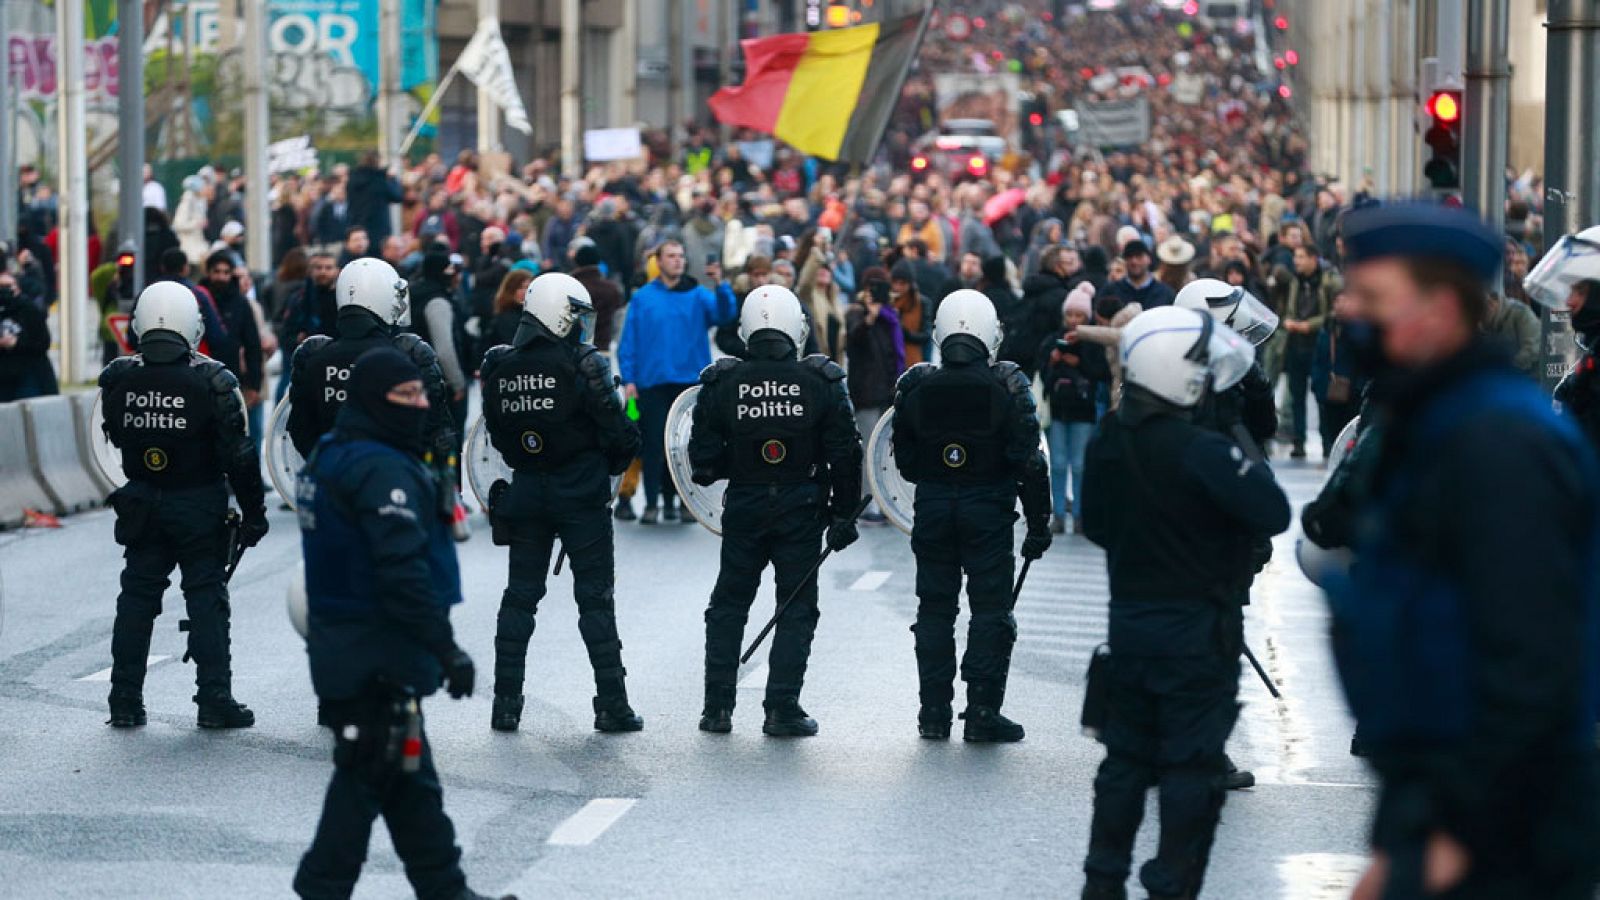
[1341, 202, 1503, 282]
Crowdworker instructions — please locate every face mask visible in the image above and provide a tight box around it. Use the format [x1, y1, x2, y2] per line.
[1342, 320, 1388, 377]
[1572, 287, 1600, 336]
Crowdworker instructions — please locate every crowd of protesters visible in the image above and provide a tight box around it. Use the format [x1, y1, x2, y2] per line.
[0, 2, 1559, 536]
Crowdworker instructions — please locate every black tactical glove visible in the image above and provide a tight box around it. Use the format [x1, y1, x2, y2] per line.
[826, 518, 859, 552]
[238, 509, 269, 548]
[1021, 518, 1052, 561]
[441, 646, 476, 699]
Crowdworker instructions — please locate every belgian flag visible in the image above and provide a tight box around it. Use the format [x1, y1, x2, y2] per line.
[709, 8, 933, 164]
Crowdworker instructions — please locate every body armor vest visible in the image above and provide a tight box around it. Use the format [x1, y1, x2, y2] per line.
[105, 358, 223, 488]
[726, 358, 820, 484]
[487, 341, 599, 470]
[908, 363, 1009, 483]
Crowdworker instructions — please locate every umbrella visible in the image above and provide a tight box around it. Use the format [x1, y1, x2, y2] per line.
[983, 188, 1026, 226]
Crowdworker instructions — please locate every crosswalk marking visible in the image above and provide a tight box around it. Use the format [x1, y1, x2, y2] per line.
[848, 570, 893, 592]
[546, 798, 638, 846]
[77, 655, 168, 682]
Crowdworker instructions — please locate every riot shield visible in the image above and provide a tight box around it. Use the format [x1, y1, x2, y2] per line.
[865, 410, 916, 535]
[866, 409, 1052, 536]
[88, 390, 127, 488]
[287, 575, 308, 639]
[265, 395, 304, 510]
[1294, 415, 1361, 588]
[664, 385, 726, 535]
[464, 413, 624, 512]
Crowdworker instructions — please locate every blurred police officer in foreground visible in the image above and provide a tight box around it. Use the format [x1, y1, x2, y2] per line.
[100, 282, 268, 729]
[292, 348, 506, 900]
[1079, 306, 1290, 900]
[1535, 225, 1600, 450]
[1174, 277, 1282, 792]
[688, 285, 862, 736]
[479, 273, 643, 734]
[892, 289, 1052, 742]
[1334, 205, 1600, 900]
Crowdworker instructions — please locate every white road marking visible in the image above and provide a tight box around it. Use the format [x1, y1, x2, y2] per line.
[78, 655, 168, 682]
[848, 570, 892, 592]
[738, 663, 768, 688]
[546, 798, 638, 846]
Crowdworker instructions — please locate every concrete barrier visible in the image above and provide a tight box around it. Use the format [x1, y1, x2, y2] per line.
[70, 391, 119, 496]
[0, 402, 56, 528]
[22, 395, 108, 515]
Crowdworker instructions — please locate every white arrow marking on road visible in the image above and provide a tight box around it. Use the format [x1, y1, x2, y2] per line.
[546, 798, 638, 846]
[78, 655, 169, 682]
[848, 570, 892, 592]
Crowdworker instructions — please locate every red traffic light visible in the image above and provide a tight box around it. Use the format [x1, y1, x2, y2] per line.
[911, 155, 929, 172]
[967, 155, 988, 175]
[1278, 84, 1293, 99]
[1427, 91, 1461, 123]
[1274, 15, 1289, 30]
[117, 253, 136, 268]
[1028, 112, 1044, 126]
[1285, 49, 1299, 66]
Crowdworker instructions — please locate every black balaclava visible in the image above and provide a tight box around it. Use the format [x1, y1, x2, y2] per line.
[344, 347, 428, 456]
[746, 331, 796, 361]
[138, 329, 191, 364]
[1573, 282, 1600, 340]
[940, 333, 990, 365]
[336, 304, 390, 339]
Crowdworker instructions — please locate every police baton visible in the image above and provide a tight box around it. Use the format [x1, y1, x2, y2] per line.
[1013, 557, 1033, 602]
[222, 509, 246, 584]
[1242, 641, 1281, 700]
[1228, 425, 1285, 699]
[740, 496, 872, 665]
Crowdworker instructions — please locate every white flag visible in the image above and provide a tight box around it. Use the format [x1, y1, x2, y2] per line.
[456, 18, 532, 134]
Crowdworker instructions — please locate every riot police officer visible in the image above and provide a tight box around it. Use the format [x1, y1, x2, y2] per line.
[286, 257, 456, 487]
[1174, 277, 1280, 792]
[100, 282, 267, 729]
[292, 348, 509, 900]
[688, 285, 862, 737]
[1533, 225, 1600, 449]
[1332, 205, 1600, 900]
[1078, 306, 1290, 900]
[891, 289, 1052, 743]
[480, 272, 644, 733]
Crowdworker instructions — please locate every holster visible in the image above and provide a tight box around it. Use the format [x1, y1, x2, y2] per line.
[1081, 643, 1112, 741]
[487, 478, 512, 546]
[109, 487, 157, 547]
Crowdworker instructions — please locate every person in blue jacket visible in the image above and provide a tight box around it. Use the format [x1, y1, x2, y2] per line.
[292, 348, 510, 900]
[615, 238, 736, 523]
[1332, 204, 1600, 900]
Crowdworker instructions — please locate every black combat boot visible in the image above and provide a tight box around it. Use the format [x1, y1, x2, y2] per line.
[961, 684, 1024, 742]
[1080, 879, 1127, 900]
[107, 689, 147, 728]
[195, 689, 255, 729]
[1223, 754, 1256, 790]
[918, 703, 952, 740]
[593, 688, 644, 733]
[762, 696, 818, 737]
[699, 684, 735, 733]
[491, 694, 524, 732]
[661, 497, 681, 524]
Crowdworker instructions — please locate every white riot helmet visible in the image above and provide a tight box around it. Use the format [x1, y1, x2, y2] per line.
[738, 284, 809, 356]
[1174, 277, 1280, 346]
[933, 288, 1003, 360]
[336, 257, 410, 326]
[1524, 225, 1600, 311]
[522, 271, 596, 342]
[131, 281, 203, 349]
[1121, 306, 1255, 408]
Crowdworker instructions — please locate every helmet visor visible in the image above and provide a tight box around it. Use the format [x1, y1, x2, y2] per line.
[1524, 235, 1600, 311]
[1205, 320, 1257, 391]
[1211, 287, 1280, 345]
[570, 297, 596, 344]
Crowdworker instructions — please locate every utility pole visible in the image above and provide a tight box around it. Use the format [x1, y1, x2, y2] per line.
[116, 0, 145, 293]
[561, 0, 583, 177]
[667, 0, 683, 157]
[56, 0, 91, 383]
[242, 0, 271, 272]
[377, 0, 402, 164]
[619, 0, 637, 126]
[477, 0, 501, 152]
[1462, 0, 1509, 229]
[1541, 0, 1600, 392]
[0, 0, 15, 248]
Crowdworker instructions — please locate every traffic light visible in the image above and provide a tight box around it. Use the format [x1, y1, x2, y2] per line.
[117, 248, 138, 301]
[1423, 89, 1462, 190]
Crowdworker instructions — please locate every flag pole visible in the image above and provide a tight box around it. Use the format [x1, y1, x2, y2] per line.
[399, 62, 463, 159]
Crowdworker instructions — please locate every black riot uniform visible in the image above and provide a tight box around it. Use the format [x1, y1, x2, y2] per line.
[688, 332, 862, 736]
[480, 315, 643, 733]
[1079, 386, 1290, 900]
[99, 329, 268, 729]
[891, 338, 1051, 742]
[1555, 284, 1600, 452]
[292, 348, 507, 900]
[288, 305, 456, 464]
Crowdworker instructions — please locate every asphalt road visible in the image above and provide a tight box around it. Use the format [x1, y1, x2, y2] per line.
[0, 450, 1374, 899]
